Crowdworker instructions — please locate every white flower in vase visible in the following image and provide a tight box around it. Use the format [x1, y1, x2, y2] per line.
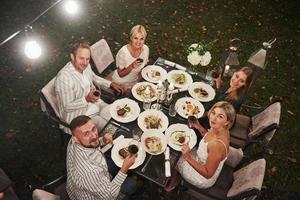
[186, 42, 212, 67]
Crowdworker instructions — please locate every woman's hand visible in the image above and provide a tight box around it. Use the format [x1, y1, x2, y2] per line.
[215, 75, 222, 89]
[182, 144, 192, 160]
[131, 59, 142, 69]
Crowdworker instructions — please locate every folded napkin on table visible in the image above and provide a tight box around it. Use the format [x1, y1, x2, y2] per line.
[101, 135, 124, 153]
[171, 88, 188, 94]
[164, 60, 187, 71]
[165, 147, 171, 177]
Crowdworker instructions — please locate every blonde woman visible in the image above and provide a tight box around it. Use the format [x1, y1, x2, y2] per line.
[112, 25, 149, 95]
[165, 101, 235, 191]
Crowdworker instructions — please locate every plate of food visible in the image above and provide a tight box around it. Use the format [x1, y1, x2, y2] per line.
[137, 110, 169, 133]
[188, 82, 216, 102]
[165, 124, 197, 151]
[141, 65, 167, 83]
[132, 82, 157, 102]
[167, 70, 193, 89]
[175, 97, 205, 119]
[141, 132, 167, 155]
[109, 98, 140, 123]
[111, 138, 146, 169]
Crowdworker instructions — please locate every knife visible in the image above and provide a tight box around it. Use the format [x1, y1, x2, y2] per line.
[111, 120, 130, 132]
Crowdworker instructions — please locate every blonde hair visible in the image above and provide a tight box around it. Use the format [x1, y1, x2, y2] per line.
[130, 25, 147, 41]
[208, 101, 236, 129]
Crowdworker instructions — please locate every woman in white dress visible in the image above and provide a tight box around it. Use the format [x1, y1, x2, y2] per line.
[112, 25, 149, 95]
[165, 101, 236, 191]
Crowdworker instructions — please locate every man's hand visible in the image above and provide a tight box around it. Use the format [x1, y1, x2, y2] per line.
[110, 82, 124, 94]
[85, 89, 100, 103]
[120, 154, 136, 174]
[102, 133, 113, 144]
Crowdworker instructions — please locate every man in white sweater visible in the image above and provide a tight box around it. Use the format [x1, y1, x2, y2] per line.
[66, 115, 136, 200]
[55, 42, 123, 134]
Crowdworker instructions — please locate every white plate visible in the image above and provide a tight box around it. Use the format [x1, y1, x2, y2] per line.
[132, 82, 157, 102]
[141, 132, 167, 155]
[167, 70, 193, 89]
[165, 124, 197, 151]
[141, 65, 167, 83]
[188, 82, 216, 102]
[109, 98, 140, 123]
[175, 97, 205, 119]
[137, 110, 169, 133]
[111, 138, 146, 169]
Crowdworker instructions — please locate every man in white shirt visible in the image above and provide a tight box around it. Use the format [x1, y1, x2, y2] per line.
[55, 42, 123, 134]
[66, 115, 137, 200]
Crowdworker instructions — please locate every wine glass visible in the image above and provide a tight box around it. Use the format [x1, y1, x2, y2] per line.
[188, 115, 197, 128]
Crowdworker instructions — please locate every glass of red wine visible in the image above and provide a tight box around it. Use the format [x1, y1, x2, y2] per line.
[211, 70, 220, 79]
[128, 144, 139, 154]
[188, 115, 197, 128]
[93, 90, 101, 97]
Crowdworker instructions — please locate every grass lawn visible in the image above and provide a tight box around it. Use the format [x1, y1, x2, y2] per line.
[0, 0, 299, 199]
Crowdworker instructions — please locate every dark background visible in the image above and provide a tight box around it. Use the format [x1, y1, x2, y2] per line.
[0, 0, 299, 199]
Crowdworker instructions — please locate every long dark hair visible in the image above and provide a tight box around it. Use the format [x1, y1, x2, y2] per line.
[226, 67, 253, 103]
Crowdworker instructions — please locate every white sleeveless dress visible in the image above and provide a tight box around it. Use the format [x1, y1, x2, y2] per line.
[177, 137, 228, 189]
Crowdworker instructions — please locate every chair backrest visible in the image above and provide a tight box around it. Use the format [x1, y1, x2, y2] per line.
[40, 78, 60, 117]
[90, 39, 114, 74]
[40, 78, 69, 129]
[32, 189, 60, 200]
[248, 102, 281, 143]
[227, 158, 266, 200]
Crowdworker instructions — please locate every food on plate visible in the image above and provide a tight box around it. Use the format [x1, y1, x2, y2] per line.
[118, 147, 129, 159]
[172, 73, 186, 85]
[182, 101, 200, 116]
[144, 115, 162, 129]
[136, 85, 156, 98]
[170, 131, 190, 145]
[145, 136, 162, 153]
[148, 70, 161, 80]
[116, 104, 131, 117]
[194, 87, 208, 98]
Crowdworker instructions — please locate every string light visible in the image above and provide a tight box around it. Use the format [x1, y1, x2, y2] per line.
[64, 0, 79, 15]
[0, 0, 81, 60]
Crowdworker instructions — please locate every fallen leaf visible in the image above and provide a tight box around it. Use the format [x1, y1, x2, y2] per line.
[287, 110, 295, 116]
[287, 157, 297, 163]
[267, 148, 274, 155]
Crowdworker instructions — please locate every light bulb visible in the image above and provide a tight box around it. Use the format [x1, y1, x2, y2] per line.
[65, 0, 78, 15]
[24, 40, 42, 59]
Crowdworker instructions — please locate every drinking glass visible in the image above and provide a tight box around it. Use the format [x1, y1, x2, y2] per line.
[132, 127, 143, 141]
[168, 104, 177, 117]
[205, 70, 215, 86]
[188, 115, 197, 128]
[93, 89, 101, 97]
[128, 139, 139, 155]
[143, 97, 151, 110]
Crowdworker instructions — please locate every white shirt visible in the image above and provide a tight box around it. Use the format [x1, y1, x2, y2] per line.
[112, 44, 149, 88]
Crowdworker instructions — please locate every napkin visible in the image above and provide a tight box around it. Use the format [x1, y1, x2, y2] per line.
[164, 60, 175, 67]
[171, 88, 188, 94]
[164, 60, 186, 71]
[101, 135, 125, 153]
[165, 147, 171, 177]
[175, 64, 187, 71]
